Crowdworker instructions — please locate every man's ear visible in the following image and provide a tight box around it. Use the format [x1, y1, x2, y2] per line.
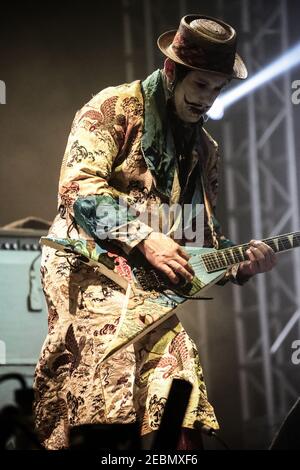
[164, 58, 176, 82]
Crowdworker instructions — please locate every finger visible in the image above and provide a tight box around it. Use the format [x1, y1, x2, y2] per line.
[249, 246, 265, 262]
[175, 255, 195, 276]
[159, 265, 180, 284]
[246, 249, 259, 273]
[265, 245, 277, 266]
[177, 246, 191, 261]
[251, 247, 267, 271]
[250, 241, 275, 266]
[249, 245, 275, 271]
[168, 260, 194, 282]
[256, 243, 277, 269]
[246, 248, 258, 263]
[247, 241, 277, 273]
[261, 245, 276, 269]
[250, 241, 271, 260]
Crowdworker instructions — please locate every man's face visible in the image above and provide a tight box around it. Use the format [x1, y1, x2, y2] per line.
[173, 69, 228, 123]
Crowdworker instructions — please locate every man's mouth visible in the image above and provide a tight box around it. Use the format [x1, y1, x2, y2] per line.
[184, 96, 208, 115]
[189, 105, 203, 115]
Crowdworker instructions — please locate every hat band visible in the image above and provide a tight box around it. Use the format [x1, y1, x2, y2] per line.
[171, 31, 236, 75]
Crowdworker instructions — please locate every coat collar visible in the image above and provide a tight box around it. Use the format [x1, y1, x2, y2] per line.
[141, 69, 174, 198]
[141, 69, 218, 200]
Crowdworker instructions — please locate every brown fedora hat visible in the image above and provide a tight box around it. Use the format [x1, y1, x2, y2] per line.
[157, 15, 248, 80]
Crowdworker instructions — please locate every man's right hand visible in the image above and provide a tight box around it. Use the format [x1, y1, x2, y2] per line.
[136, 232, 195, 285]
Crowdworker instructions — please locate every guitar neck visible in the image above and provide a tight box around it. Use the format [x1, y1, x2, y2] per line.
[201, 231, 300, 273]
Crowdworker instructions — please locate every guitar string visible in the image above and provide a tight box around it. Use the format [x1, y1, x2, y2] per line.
[201, 233, 300, 270]
[207, 232, 300, 259]
[206, 233, 300, 261]
[200, 239, 298, 271]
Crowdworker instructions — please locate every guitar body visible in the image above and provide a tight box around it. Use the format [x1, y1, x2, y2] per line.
[40, 236, 226, 362]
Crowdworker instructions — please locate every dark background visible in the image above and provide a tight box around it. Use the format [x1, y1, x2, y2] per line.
[1, 0, 299, 225]
[1, 0, 300, 449]
[0, 1, 128, 225]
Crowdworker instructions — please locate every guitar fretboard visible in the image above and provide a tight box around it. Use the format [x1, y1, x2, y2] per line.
[201, 231, 300, 273]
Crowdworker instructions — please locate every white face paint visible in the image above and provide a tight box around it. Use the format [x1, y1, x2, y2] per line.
[173, 69, 229, 123]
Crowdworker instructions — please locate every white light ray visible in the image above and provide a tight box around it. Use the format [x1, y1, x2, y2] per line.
[208, 41, 300, 120]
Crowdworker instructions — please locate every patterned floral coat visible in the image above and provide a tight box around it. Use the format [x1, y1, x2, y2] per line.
[33, 70, 243, 449]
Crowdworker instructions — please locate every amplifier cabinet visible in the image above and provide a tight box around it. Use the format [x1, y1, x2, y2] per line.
[0, 229, 48, 409]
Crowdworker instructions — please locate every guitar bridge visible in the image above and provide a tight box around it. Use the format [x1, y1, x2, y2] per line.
[134, 267, 167, 292]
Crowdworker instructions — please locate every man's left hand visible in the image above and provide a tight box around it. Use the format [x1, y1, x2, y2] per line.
[238, 239, 277, 278]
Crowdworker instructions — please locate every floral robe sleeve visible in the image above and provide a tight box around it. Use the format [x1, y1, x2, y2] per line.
[58, 85, 153, 255]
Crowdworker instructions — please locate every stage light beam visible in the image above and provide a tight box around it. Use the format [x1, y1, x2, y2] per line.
[208, 41, 300, 120]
